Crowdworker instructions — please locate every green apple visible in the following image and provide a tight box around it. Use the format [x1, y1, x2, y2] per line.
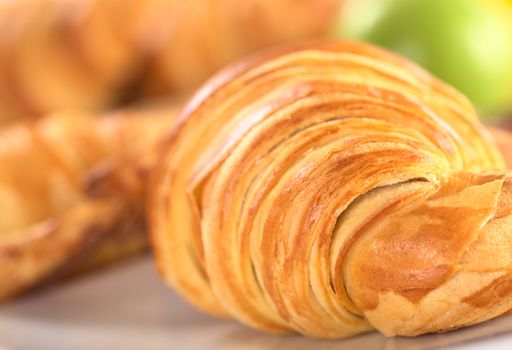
[331, 0, 512, 118]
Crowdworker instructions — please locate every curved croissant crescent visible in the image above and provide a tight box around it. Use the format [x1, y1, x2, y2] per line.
[0, 104, 177, 300]
[150, 41, 512, 338]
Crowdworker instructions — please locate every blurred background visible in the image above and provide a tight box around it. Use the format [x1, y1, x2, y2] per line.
[334, 0, 512, 123]
[0, 0, 511, 124]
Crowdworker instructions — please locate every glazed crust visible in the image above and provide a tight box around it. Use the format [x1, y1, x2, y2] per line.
[0, 104, 178, 300]
[150, 40, 512, 338]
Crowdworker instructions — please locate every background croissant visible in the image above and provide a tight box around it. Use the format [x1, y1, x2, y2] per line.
[0, 104, 177, 300]
[0, 0, 338, 125]
[150, 41, 512, 338]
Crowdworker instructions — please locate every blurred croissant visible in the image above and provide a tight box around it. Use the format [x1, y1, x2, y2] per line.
[490, 126, 512, 169]
[0, 0, 339, 124]
[0, 104, 177, 300]
[150, 41, 512, 338]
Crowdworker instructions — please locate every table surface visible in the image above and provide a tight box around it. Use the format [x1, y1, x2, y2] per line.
[1, 255, 512, 350]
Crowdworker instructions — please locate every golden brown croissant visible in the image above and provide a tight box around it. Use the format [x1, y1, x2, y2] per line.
[0, 103, 177, 300]
[150, 41, 512, 338]
[0, 0, 339, 124]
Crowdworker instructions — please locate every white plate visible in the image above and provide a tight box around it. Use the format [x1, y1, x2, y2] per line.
[0, 255, 511, 350]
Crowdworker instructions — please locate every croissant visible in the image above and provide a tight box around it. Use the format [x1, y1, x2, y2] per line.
[0, 0, 146, 124]
[0, 0, 339, 124]
[0, 103, 177, 300]
[150, 41, 512, 338]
